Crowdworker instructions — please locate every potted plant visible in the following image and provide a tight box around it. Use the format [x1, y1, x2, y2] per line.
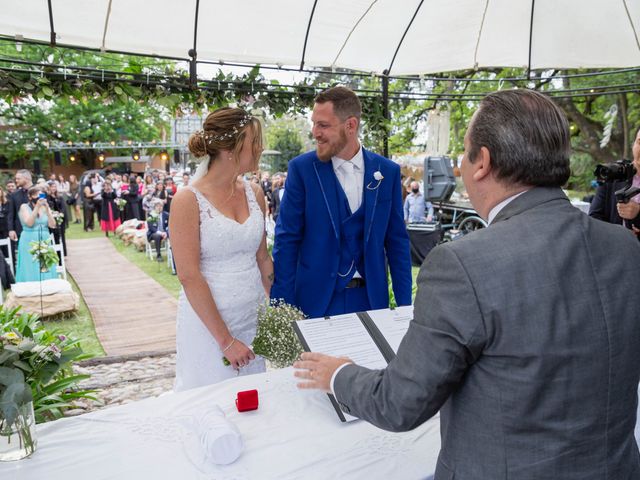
[0, 307, 93, 461]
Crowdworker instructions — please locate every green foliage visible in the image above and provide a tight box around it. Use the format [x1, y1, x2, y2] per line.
[0, 307, 94, 423]
[265, 119, 305, 172]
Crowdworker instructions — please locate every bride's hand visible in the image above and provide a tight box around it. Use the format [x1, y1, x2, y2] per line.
[223, 338, 255, 370]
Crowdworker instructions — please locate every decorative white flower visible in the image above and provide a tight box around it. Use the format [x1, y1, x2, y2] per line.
[373, 171, 384, 181]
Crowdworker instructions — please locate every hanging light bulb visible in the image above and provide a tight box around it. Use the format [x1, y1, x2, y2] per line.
[132, 150, 140, 161]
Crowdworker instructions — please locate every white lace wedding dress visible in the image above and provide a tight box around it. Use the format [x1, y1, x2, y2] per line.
[174, 180, 266, 392]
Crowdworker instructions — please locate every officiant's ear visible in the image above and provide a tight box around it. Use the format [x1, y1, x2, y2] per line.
[472, 146, 492, 182]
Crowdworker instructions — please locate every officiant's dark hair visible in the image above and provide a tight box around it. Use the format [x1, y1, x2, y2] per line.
[188, 107, 262, 170]
[467, 89, 571, 187]
[315, 86, 362, 122]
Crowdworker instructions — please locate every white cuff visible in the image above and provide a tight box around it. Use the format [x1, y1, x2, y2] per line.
[330, 363, 352, 397]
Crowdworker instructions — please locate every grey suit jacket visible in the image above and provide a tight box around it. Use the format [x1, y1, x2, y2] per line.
[334, 187, 640, 479]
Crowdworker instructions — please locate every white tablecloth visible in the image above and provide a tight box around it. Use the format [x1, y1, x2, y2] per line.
[0, 368, 440, 480]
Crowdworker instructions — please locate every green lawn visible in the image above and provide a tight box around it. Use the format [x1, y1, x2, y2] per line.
[108, 235, 181, 298]
[43, 274, 106, 358]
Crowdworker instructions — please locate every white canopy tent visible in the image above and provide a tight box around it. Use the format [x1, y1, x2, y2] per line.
[2, 0, 640, 75]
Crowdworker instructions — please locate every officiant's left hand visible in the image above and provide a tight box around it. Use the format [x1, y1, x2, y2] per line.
[293, 352, 352, 392]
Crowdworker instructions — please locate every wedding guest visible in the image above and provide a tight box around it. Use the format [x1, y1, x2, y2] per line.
[47, 181, 67, 257]
[0, 186, 10, 239]
[68, 174, 82, 224]
[164, 178, 176, 212]
[124, 177, 141, 220]
[91, 173, 104, 220]
[141, 186, 156, 220]
[146, 200, 169, 261]
[403, 181, 433, 224]
[295, 89, 640, 479]
[5, 181, 16, 195]
[16, 185, 57, 282]
[180, 173, 190, 189]
[100, 181, 121, 237]
[82, 176, 96, 231]
[8, 169, 33, 243]
[271, 86, 411, 317]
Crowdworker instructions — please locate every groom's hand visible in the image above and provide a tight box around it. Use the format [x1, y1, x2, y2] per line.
[293, 352, 352, 393]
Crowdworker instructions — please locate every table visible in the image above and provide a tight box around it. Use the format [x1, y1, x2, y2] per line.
[1, 368, 441, 480]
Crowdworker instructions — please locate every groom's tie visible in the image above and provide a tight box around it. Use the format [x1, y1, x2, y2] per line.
[342, 161, 359, 213]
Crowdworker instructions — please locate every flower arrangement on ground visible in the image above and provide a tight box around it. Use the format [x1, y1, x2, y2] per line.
[28, 241, 59, 272]
[51, 211, 64, 226]
[224, 300, 306, 369]
[0, 307, 94, 460]
[115, 197, 127, 211]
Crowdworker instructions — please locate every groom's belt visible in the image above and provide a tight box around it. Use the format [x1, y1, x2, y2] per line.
[345, 277, 366, 289]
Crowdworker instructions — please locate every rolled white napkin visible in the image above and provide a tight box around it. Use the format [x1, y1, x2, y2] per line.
[198, 406, 243, 465]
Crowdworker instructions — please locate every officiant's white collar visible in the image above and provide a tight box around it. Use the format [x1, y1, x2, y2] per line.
[331, 144, 364, 173]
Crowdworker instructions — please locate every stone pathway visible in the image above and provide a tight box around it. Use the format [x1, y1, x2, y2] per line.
[67, 353, 176, 416]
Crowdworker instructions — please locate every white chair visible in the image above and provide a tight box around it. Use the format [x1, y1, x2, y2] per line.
[0, 237, 14, 277]
[48, 234, 67, 280]
[145, 233, 168, 261]
[166, 239, 175, 274]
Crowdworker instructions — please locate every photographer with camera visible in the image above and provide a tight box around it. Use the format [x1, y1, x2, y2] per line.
[589, 128, 640, 236]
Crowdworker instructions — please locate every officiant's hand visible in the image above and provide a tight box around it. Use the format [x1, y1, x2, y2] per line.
[224, 339, 255, 370]
[293, 352, 352, 393]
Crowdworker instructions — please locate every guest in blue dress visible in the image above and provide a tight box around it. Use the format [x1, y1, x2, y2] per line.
[16, 186, 58, 282]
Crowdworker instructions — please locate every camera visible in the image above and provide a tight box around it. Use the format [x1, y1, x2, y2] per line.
[38, 192, 47, 200]
[594, 159, 636, 183]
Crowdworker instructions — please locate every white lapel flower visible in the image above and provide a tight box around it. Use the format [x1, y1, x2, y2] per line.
[367, 170, 384, 190]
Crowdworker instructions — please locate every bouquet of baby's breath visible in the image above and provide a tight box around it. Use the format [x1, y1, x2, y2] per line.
[252, 300, 306, 368]
[115, 197, 127, 211]
[223, 300, 306, 369]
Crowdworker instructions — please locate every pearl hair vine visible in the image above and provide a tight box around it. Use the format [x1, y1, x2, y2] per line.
[196, 114, 253, 145]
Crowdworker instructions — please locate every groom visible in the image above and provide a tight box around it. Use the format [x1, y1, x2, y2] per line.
[271, 86, 411, 317]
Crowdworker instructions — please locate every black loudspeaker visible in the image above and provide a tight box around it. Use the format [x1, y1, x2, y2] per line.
[423, 156, 456, 202]
[173, 149, 181, 166]
[32, 159, 41, 175]
[54, 151, 62, 165]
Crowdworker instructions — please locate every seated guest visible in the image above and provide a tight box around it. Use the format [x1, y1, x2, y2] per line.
[146, 200, 169, 261]
[294, 89, 640, 479]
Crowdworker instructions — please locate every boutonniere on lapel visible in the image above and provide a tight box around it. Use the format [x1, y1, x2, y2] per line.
[367, 171, 384, 190]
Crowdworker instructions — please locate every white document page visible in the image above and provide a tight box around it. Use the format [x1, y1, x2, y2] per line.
[296, 313, 388, 370]
[366, 305, 413, 354]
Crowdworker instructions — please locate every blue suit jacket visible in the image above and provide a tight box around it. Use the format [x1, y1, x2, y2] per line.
[146, 211, 170, 240]
[271, 149, 411, 317]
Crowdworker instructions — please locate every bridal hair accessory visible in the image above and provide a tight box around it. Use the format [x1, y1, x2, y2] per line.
[197, 114, 253, 145]
[367, 171, 384, 190]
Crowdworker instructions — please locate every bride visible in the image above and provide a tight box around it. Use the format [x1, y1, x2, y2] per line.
[170, 107, 273, 391]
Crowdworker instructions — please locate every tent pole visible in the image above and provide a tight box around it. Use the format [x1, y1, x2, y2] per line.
[189, 0, 201, 86]
[382, 69, 390, 158]
[47, 0, 56, 46]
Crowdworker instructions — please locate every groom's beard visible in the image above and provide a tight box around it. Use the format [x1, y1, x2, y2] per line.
[316, 129, 348, 162]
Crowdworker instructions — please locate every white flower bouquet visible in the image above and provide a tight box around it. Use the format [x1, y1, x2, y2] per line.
[115, 197, 127, 211]
[28, 241, 58, 272]
[51, 211, 64, 225]
[223, 300, 306, 369]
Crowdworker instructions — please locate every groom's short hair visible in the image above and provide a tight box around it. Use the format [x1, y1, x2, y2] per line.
[315, 86, 362, 122]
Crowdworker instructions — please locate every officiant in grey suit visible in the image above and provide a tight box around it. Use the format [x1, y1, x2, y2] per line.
[294, 89, 640, 479]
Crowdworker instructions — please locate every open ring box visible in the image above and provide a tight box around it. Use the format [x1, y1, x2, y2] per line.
[236, 389, 259, 412]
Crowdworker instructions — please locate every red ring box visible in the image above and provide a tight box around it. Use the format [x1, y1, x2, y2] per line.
[236, 389, 259, 412]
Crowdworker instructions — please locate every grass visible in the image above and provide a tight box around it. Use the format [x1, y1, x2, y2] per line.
[43, 273, 106, 358]
[108, 234, 181, 298]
